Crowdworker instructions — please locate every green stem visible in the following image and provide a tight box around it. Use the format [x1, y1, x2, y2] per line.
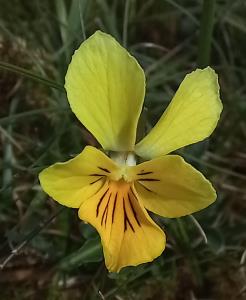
[198, 0, 216, 68]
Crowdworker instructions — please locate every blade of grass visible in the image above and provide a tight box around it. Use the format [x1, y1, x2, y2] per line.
[0, 61, 65, 91]
[0, 207, 65, 269]
[68, 0, 81, 34]
[165, 0, 199, 25]
[189, 215, 208, 244]
[55, 0, 69, 62]
[79, 0, 87, 40]
[198, 0, 216, 67]
[0, 107, 68, 126]
[95, 0, 120, 39]
[123, 0, 130, 47]
[224, 13, 246, 34]
[0, 126, 35, 162]
[182, 152, 246, 181]
[2, 98, 18, 202]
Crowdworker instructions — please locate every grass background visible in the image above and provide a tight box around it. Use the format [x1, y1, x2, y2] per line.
[0, 0, 246, 299]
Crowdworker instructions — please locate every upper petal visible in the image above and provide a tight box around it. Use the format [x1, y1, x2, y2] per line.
[135, 67, 222, 159]
[65, 31, 145, 151]
[128, 155, 216, 218]
[39, 146, 119, 208]
[78, 180, 165, 272]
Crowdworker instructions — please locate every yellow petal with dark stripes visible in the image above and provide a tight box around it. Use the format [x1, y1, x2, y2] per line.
[128, 155, 216, 218]
[78, 180, 166, 272]
[39, 146, 119, 208]
[65, 31, 145, 151]
[135, 67, 222, 159]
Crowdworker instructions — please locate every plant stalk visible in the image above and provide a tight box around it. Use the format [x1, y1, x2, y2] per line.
[198, 0, 216, 68]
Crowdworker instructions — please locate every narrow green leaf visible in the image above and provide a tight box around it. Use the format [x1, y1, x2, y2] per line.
[0, 61, 65, 91]
[0, 107, 68, 126]
[58, 237, 103, 271]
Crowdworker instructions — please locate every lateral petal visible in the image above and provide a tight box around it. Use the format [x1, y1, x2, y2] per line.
[128, 155, 216, 218]
[65, 31, 145, 151]
[39, 146, 118, 208]
[78, 180, 166, 272]
[135, 67, 222, 159]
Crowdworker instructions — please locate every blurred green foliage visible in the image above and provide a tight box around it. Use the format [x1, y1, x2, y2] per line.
[0, 0, 246, 299]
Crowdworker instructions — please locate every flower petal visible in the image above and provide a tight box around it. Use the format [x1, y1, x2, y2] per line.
[39, 146, 119, 208]
[78, 180, 166, 272]
[65, 31, 145, 151]
[135, 67, 222, 159]
[128, 155, 216, 218]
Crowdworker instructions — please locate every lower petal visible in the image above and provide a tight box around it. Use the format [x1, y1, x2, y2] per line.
[128, 155, 216, 218]
[78, 180, 166, 272]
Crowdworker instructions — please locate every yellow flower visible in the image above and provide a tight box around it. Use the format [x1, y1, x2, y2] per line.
[39, 31, 222, 272]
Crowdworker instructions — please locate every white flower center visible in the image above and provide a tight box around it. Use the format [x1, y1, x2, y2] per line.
[110, 151, 136, 166]
[109, 151, 136, 182]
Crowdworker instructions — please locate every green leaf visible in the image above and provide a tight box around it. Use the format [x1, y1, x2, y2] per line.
[58, 237, 103, 271]
[80, 223, 98, 240]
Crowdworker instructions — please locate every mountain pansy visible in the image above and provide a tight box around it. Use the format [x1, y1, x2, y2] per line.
[39, 31, 222, 272]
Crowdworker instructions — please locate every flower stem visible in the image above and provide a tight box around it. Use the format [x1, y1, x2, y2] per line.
[198, 0, 216, 68]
